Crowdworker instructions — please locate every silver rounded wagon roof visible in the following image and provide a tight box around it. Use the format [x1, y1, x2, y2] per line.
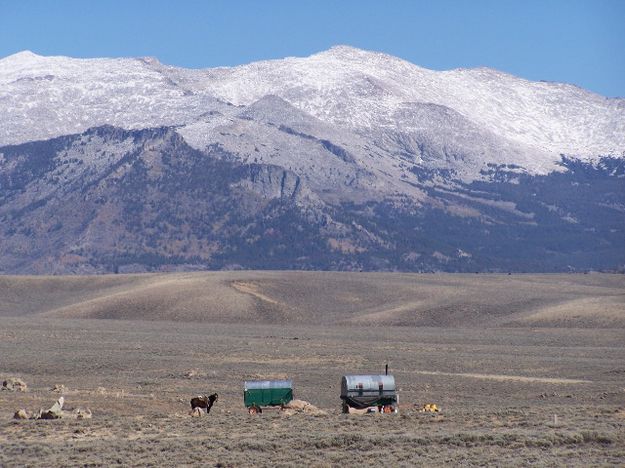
[341, 375, 396, 394]
[244, 379, 293, 390]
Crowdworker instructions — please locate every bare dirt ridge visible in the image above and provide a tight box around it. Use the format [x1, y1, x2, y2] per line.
[0, 272, 624, 328]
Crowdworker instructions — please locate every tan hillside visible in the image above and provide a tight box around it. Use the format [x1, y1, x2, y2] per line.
[1, 272, 623, 328]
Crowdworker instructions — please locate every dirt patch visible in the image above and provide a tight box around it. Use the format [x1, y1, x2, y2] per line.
[231, 281, 281, 306]
[414, 371, 592, 385]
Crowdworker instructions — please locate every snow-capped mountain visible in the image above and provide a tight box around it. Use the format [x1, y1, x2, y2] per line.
[180, 46, 624, 159]
[2, 47, 623, 168]
[0, 47, 623, 274]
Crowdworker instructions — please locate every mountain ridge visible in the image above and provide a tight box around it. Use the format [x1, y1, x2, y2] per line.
[1, 123, 623, 274]
[2, 46, 623, 164]
[0, 47, 623, 274]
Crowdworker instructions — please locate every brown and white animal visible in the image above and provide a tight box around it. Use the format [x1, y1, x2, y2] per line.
[190, 393, 218, 413]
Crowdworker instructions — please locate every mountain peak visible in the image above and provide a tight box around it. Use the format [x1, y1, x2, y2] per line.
[1, 50, 43, 62]
[324, 44, 371, 55]
[137, 56, 162, 66]
[313, 44, 409, 65]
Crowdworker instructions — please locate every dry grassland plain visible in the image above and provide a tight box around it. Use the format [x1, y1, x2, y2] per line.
[1, 272, 624, 466]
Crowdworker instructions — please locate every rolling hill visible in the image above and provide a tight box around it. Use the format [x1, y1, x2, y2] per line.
[1, 272, 623, 328]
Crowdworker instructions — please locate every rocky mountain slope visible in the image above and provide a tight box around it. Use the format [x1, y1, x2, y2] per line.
[0, 47, 623, 273]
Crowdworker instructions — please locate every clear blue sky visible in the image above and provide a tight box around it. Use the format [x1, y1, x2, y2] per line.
[1, 0, 624, 97]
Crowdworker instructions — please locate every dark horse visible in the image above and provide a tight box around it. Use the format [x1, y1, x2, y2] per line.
[190, 393, 218, 413]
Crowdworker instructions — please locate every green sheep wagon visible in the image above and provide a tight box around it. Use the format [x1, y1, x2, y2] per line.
[243, 380, 293, 414]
